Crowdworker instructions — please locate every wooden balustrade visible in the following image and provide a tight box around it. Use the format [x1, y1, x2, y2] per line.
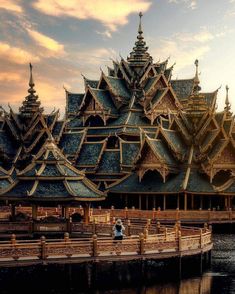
[0, 226, 212, 265]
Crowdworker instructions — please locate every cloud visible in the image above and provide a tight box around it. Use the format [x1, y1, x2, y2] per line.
[0, 72, 22, 82]
[175, 30, 214, 43]
[33, 0, 152, 31]
[26, 28, 65, 56]
[155, 39, 210, 70]
[0, 42, 40, 64]
[0, 0, 22, 13]
[168, 0, 197, 10]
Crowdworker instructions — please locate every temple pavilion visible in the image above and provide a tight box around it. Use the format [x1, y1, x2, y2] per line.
[0, 13, 234, 216]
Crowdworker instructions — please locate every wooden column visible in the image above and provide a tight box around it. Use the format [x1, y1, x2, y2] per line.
[11, 204, 16, 221]
[200, 196, 203, 209]
[163, 194, 166, 210]
[64, 206, 69, 220]
[139, 195, 142, 210]
[191, 194, 194, 210]
[153, 196, 156, 209]
[83, 203, 90, 224]
[177, 194, 180, 209]
[61, 206, 65, 218]
[184, 193, 187, 211]
[32, 204, 38, 221]
[146, 196, 149, 210]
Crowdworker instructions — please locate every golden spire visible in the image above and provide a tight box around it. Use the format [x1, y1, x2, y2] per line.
[224, 85, 231, 113]
[138, 12, 143, 35]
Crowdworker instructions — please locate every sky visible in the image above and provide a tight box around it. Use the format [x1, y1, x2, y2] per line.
[1, 0, 235, 117]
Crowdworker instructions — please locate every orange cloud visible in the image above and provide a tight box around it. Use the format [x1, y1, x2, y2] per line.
[0, 0, 22, 13]
[33, 0, 152, 31]
[0, 72, 22, 82]
[26, 28, 65, 56]
[0, 42, 40, 64]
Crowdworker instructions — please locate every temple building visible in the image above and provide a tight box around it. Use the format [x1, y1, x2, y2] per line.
[0, 13, 234, 214]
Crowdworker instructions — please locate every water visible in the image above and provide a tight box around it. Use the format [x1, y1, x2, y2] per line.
[0, 234, 234, 294]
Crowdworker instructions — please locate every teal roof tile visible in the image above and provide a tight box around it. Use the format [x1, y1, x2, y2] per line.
[67, 93, 84, 113]
[98, 151, 120, 173]
[110, 172, 184, 193]
[59, 132, 85, 155]
[105, 76, 131, 100]
[121, 142, 140, 166]
[77, 142, 104, 166]
[91, 89, 117, 113]
[148, 139, 176, 165]
[161, 129, 187, 154]
[171, 79, 194, 100]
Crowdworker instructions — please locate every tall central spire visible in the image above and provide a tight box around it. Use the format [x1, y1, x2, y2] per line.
[19, 63, 43, 118]
[127, 12, 152, 68]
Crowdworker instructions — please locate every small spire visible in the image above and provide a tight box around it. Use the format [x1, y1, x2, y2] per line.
[193, 59, 201, 93]
[127, 12, 152, 68]
[138, 12, 143, 35]
[225, 85, 231, 113]
[28, 63, 36, 95]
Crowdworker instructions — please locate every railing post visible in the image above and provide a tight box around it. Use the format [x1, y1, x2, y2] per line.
[152, 207, 156, 219]
[200, 229, 203, 249]
[229, 208, 232, 220]
[157, 221, 161, 234]
[40, 236, 46, 260]
[92, 234, 98, 257]
[125, 207, 128, 219]
[208, 208, 211, 222]
[64, 232, 70, 242]
[92, 220, 96, 234]
[127, 220, 131, 236]
[146, 219, 151, 230]
[144, 228, 148, 239]
[178, 230, 182, 252]
[176, 208, 180, 221]
[164, 227, 167, 241]
[11, 234, 16, 245]
[139, 233, 144, 255]
[157, 207, 161, 220]
[67, 217, 72, 234]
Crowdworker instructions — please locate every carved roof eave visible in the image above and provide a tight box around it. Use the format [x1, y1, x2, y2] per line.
[195, 113, 214, 142]
[8, 107, 22, 131]
[159, 127, 184, 161]
[48, 110, 60, 131]
[118, 61, 132, 84]
[208, 139, 229, 164]
[23, 128, 53, 154]
[55, 119, 67, 142]
[22, 114, 48, 141]
[139, 64, 157, 86]
[172, 115, 192, 144]
[144, 74, 162, 96]
[199, 128, 220, 154]
[4, 116, 20, 140]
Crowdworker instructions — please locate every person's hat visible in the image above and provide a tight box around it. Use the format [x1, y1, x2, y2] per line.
[116, 219, 122, 225]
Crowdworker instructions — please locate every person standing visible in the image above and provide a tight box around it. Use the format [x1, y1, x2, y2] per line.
[113, 219, 125, 240]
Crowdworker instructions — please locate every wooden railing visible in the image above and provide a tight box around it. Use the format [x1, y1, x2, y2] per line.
[0, 225, 212, 265]
[94, 207, 235, 223]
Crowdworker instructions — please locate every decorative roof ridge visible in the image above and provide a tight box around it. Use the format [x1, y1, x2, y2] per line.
[171, 77, 195, 82]
[182, 145, 194, 190]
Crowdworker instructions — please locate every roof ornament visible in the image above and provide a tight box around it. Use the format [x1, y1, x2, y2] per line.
[224, 85, 231, 114]
[138, 12, 143, 35]
[193, 59, 201, 93]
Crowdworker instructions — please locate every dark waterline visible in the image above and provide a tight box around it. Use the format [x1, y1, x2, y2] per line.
[0, 234, 234, 294]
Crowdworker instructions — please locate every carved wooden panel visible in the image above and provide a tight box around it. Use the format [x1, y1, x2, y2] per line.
[213, 145, 235, 164]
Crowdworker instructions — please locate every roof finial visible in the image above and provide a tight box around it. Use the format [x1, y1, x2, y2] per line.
[28, 63, 35, 95]
[138, 12, 143, 35]
[225, 85, 231, 113]
[193, 59, 201, 93]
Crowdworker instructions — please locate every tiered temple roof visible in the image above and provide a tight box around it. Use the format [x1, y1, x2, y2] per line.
[1, 13, 235, 207]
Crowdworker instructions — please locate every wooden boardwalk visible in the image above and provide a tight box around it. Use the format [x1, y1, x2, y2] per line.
[0, 225, 212, 268]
